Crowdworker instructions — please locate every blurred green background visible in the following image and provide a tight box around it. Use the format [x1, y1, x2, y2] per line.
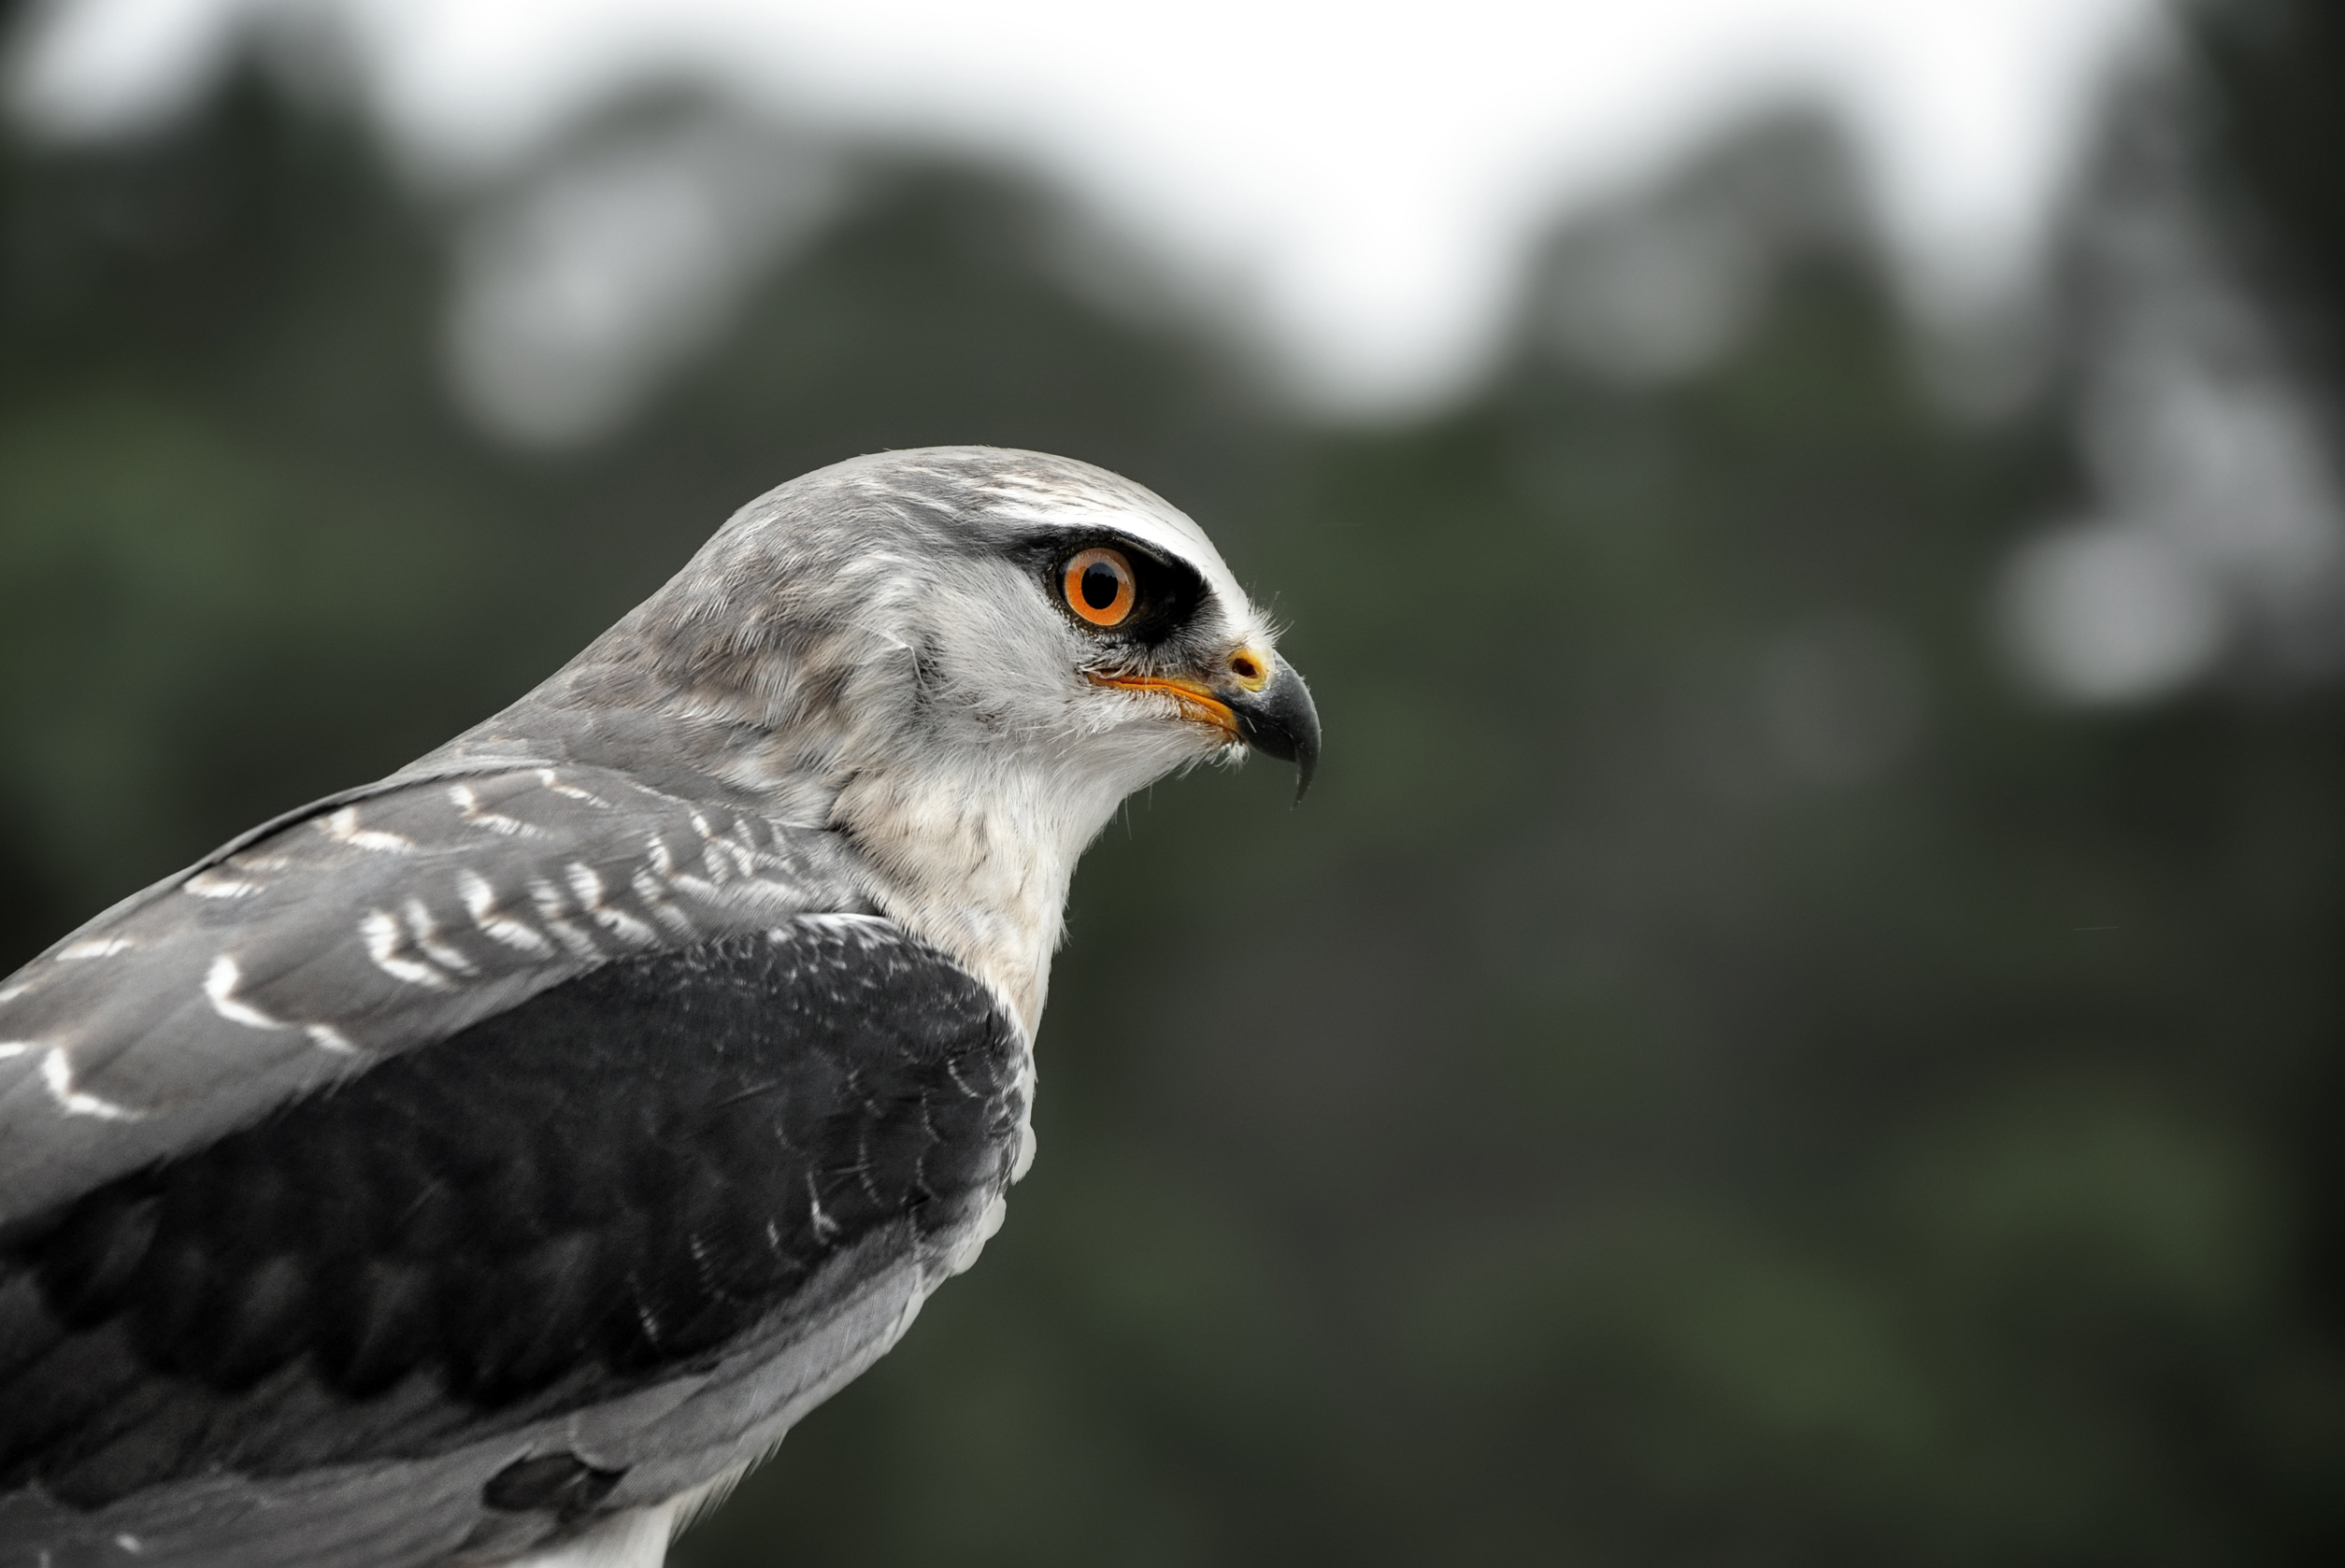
[7, 0, 2345, 1562]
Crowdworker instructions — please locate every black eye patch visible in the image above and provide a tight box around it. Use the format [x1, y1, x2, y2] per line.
[1014, 531, 1207, 645]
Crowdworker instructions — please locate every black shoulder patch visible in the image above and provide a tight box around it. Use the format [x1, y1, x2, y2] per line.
[0, 918, 1022, 1512]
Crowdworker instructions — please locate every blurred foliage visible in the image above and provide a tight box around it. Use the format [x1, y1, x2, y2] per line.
[2198, 0, 2345, 370]
[4, 3, 2345, 1563]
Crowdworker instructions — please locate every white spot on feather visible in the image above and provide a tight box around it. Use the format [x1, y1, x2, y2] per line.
[58, 937, 136, 961]
[537, 769, 610, 806]
[566, 862, 656, 946]
[403, 898, 479, 975]
[722, 878, 803, 914]
[449, 783, 536, 836]
[528, 880, 603, 960]
[0, 1041, 32, 1060]
[460, 871, 554, 955]
[631, 868, 698, 937]
[660, 865, 726, 905]
[800, 912, 893, 938]
[206, 956, 362, 1053]
[654, 826, 804, 913]
[205, 955, 282, 1030]
[321, 807, 415, 854]
[306, 1024, 359, 1055]
[42, 1049, 143, 1121]
[732, 820, 800, 877]
[361, 909, 456, 990]
[184, 870, 262, 899]
[694, 825, 783, 881]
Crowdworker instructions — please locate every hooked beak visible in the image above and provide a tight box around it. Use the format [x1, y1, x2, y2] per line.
[1226, 653, 1321, 804]
[1091, 649, 1322, 804]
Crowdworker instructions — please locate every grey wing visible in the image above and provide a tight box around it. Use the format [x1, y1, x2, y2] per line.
[0, 763, 858, 1224]
[0, 917, 1028, 1568]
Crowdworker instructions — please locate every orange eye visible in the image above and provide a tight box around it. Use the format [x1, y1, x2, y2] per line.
[1063, 548, 1137, 627]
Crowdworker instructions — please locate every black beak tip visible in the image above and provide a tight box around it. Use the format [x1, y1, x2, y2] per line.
[1229, 661, 1322, 807]
[1287, 713, 1320, 806]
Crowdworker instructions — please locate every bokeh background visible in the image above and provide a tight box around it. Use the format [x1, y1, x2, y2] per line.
[6, 0, 2345, 1561]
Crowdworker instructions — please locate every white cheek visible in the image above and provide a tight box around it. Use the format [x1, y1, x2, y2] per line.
[1091, 701, 1229, 791]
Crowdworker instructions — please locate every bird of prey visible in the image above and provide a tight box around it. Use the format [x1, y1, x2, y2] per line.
[0, 448, 1319, 1568]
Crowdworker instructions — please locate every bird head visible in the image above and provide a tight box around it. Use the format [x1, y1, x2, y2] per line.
[492, 445, 1315, 851]
[856, 450, 1319, 803]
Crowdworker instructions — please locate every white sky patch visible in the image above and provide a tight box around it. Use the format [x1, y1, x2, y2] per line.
[10, 0, 2162, 410]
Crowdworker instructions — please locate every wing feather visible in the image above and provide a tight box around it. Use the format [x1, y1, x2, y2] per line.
[0, 765, 865, 1225]
[1, 917, 1025, 1566]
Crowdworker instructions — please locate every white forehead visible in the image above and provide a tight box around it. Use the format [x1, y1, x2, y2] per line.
[974, 466, 1255, 625]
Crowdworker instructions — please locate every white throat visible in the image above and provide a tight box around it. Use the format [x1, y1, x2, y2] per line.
[828, 742, 1148, 1040]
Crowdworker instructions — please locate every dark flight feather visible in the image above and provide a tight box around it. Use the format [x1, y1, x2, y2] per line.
[0, 918, 1022, 1556]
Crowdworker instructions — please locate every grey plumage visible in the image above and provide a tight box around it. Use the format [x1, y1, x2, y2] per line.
[0, 768, 858, 1224]
[0, 449, 1318, 1568]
